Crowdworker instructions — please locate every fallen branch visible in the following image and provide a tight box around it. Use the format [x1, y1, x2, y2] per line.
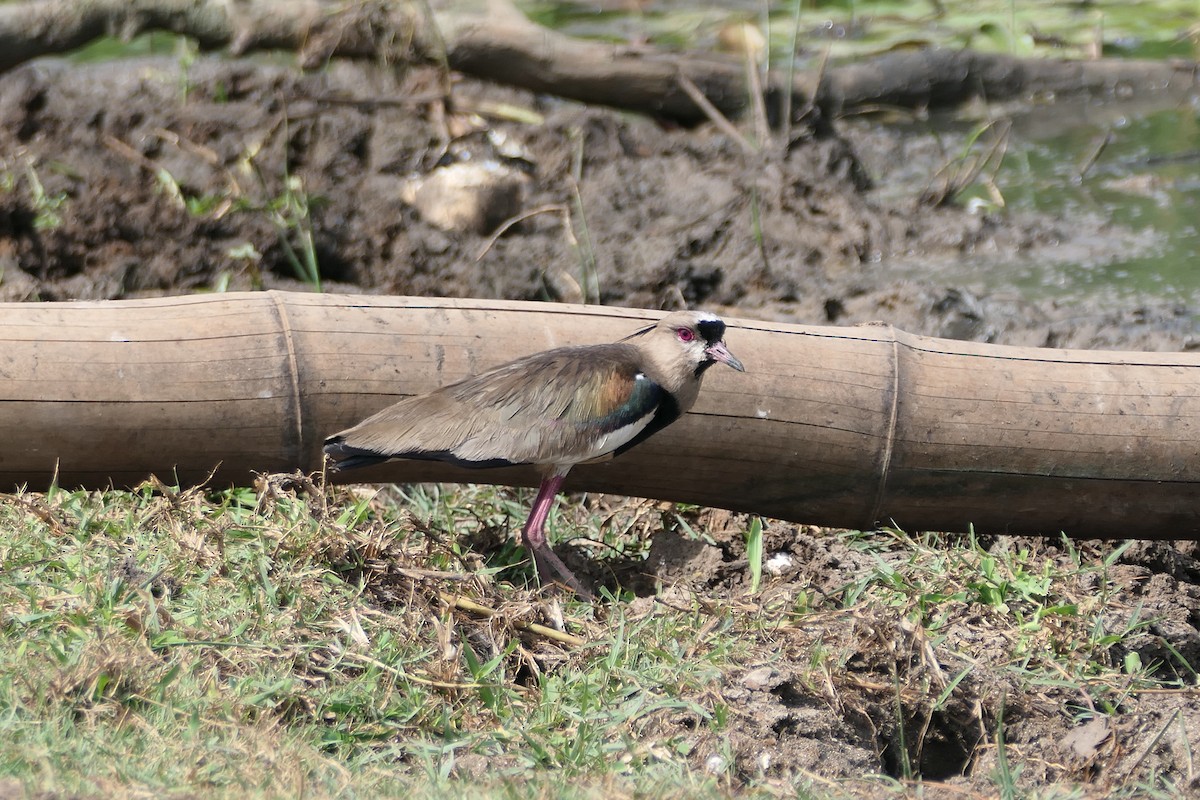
[0, 0, 1194, 123]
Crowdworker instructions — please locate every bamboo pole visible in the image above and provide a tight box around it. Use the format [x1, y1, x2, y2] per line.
[1, 291, 1197, 536]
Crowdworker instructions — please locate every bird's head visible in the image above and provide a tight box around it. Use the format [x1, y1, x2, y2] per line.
[625, 310, 745, 391]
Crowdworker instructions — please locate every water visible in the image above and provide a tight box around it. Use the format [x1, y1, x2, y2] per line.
[901, 94, 1200, 307]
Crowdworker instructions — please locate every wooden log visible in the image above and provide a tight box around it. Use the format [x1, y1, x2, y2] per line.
[1, 291, 1197, 537]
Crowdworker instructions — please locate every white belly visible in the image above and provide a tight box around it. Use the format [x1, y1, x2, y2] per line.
[574, 410, 656, 463]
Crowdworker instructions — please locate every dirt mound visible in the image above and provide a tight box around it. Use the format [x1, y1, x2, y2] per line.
[1, 55, 1191, 351]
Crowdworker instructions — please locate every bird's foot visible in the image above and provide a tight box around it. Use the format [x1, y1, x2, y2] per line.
[532, 544, 595, 602]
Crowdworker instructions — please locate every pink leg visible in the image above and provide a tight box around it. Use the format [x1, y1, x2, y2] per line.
[520, 471, 593, 599]
[520, 472, 565, 551]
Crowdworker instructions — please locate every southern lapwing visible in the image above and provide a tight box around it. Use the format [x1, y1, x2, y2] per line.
[323, 310, 745, 597]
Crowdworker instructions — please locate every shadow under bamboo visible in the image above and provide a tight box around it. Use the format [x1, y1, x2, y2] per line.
[1, 291, 1197, 537]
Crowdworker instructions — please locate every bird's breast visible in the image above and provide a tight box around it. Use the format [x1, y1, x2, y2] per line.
[572, 409, 656, 463]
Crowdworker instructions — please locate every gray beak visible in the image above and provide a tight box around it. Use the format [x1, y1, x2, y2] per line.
[706, 341, 745, 372]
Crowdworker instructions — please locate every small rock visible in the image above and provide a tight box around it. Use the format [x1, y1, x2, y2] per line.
[1062, 716, 1111, 761]
[717, 21, 766, 62]
[742, 666, 775, 690]
[0, 255, 39, 301]
[399, 161, 528, 235]
[450, 753, 490, 779]
[765, 553, 793, 576]
[543, 267, 584, 304]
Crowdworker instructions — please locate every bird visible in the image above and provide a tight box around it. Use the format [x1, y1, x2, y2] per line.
[323, 310, 745, 597]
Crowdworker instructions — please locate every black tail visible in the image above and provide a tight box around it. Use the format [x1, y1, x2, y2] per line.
[323, 437, 391, 471]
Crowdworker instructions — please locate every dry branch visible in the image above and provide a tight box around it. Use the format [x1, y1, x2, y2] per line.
[1, 292, 1198, 539]
[0, 0, 1194, 123]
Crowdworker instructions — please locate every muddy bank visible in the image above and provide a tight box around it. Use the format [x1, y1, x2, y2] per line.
[0, 55, 1192, 352]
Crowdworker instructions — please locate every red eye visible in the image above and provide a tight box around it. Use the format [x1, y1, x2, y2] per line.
[677, 328, 696, 343]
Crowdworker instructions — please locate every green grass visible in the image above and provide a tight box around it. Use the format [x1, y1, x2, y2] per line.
[0, 482, 758, 798]
[151, 128, 325, 294]
[0, 160, 70, 231]
[835, 527, 1179, 688]
[0, 481, 1189, 798]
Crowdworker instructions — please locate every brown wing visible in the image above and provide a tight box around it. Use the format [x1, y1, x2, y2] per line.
[324, 343, 669, 471]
